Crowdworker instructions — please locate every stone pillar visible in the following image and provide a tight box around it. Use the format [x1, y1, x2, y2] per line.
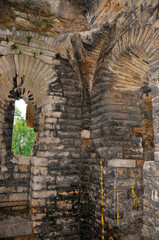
[0, 98, 7, 168]
[29, 98, 62, 236]
[151, 80, 159, 155]
[29, 95, 81, 239]
[0, 99, 10, 207]
[143, 69, 159, 239]
[0, 100, 15, 208]
[143, 161, 159, 239]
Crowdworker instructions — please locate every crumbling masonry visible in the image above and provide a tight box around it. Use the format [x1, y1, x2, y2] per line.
[0, 0, 159, 239]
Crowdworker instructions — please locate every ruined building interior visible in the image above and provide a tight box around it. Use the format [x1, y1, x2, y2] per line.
[0, 0, 159, 239]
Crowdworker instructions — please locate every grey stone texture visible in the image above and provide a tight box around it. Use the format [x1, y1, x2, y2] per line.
[0, 0, 159, 239]
[0, 216, 32, 238]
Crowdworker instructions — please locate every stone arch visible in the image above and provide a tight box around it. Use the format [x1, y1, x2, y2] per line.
[0, 54, 57, 161]
[93, 24, 159, 87]
[0, 54, 56, 104]
[0, 51, 67, 237]
[93, 24, 159, 150]
[90, 24, 159, 239]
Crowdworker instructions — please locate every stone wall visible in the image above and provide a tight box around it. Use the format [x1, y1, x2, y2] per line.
[0, 155, 30, 213]
[0, 98, 31, 214]
[143, 161, 159, 240]
[28, 57, 83, 239]
[88, 1, 159, 239]
[0, 0, 159, 239]
[90, 75, 144, 239]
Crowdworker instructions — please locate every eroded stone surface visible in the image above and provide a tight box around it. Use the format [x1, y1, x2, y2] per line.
[0, 216, 32, 238]
[0, 0, 158, 239]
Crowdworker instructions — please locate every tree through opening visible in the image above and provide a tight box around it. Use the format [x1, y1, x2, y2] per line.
[12, 99, 35, 157]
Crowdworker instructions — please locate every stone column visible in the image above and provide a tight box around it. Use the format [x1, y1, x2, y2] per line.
[143, 161, 159, 239]
[29, 95, 81, 239]
[143, 68, 159, 239]
[29, 98, 63, 236]
[0, 98, 7, 168]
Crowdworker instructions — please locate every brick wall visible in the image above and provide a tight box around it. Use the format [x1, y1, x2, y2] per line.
[0, 100, 31, 215]
[0, 1, 159, 239]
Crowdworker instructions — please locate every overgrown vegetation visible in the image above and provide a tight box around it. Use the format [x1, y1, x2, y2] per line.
[12, 106, 36, 157]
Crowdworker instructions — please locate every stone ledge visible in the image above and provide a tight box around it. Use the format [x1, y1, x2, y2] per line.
[0, 216, 32, 238]
[107, 159, 136, 168]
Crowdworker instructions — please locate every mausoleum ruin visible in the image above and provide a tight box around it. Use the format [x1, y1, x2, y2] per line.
[0, 0, 159, 239]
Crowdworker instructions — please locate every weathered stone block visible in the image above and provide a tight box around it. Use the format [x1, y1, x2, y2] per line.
[31, 166, 48, 175]
[17, 186, 28, 193]
[12, 206, 27, 211]
[129, 168, 142, 178]
[81, 130, 90, 139]
[31, 157, 48, 167]
[9, 193, 28, 202]
[17, 156, 30, 165]
[30, 198, 45, 207]
[31, 175, 55, 183]
[30, 181, 47, 191]
[17, 201, 28, 206]
[0, 186, 16, 193]
[57, 200, 72, 210]
[154, 152, 159, 161]
[56, 176, 79, 186]
[144, 151, 154, 161]
[0, 201, 17, 207]
[19, 165, 29, 172]
[15, 17, 31, 27]
[0, 217, 32, 238]
[98, 147, 122, 159]
[0, 194, 8, 202]
[151, 190, 159, 202]
[31, 213, 46, 221]
[13, 173, 29, 179]
[107, 159, 136, 168]
[31, 190, 57, 198]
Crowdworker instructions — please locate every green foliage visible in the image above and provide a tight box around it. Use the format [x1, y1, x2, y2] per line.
[14, 106, 22, 118]
[39, 50, 43, 55]
[32, 52, 37, 58]
[12, 106, 36, 157]
[5, 36, 9, 43]
[11, 43, 18, 50]
[26, 35, 32, 45]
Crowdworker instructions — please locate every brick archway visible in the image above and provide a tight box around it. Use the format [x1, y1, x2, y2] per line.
[91, 24, 159, 239]
[0, 53, 57, 165]
[0, 53, 61, 237]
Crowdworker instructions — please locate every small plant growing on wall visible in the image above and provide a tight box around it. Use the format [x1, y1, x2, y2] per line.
[39, 50, 43, 55]
[5, 36, 9, 43]
[32, 52, 37, 58]
[11, 43, 18, 50]
[26, 35, 32, 45]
